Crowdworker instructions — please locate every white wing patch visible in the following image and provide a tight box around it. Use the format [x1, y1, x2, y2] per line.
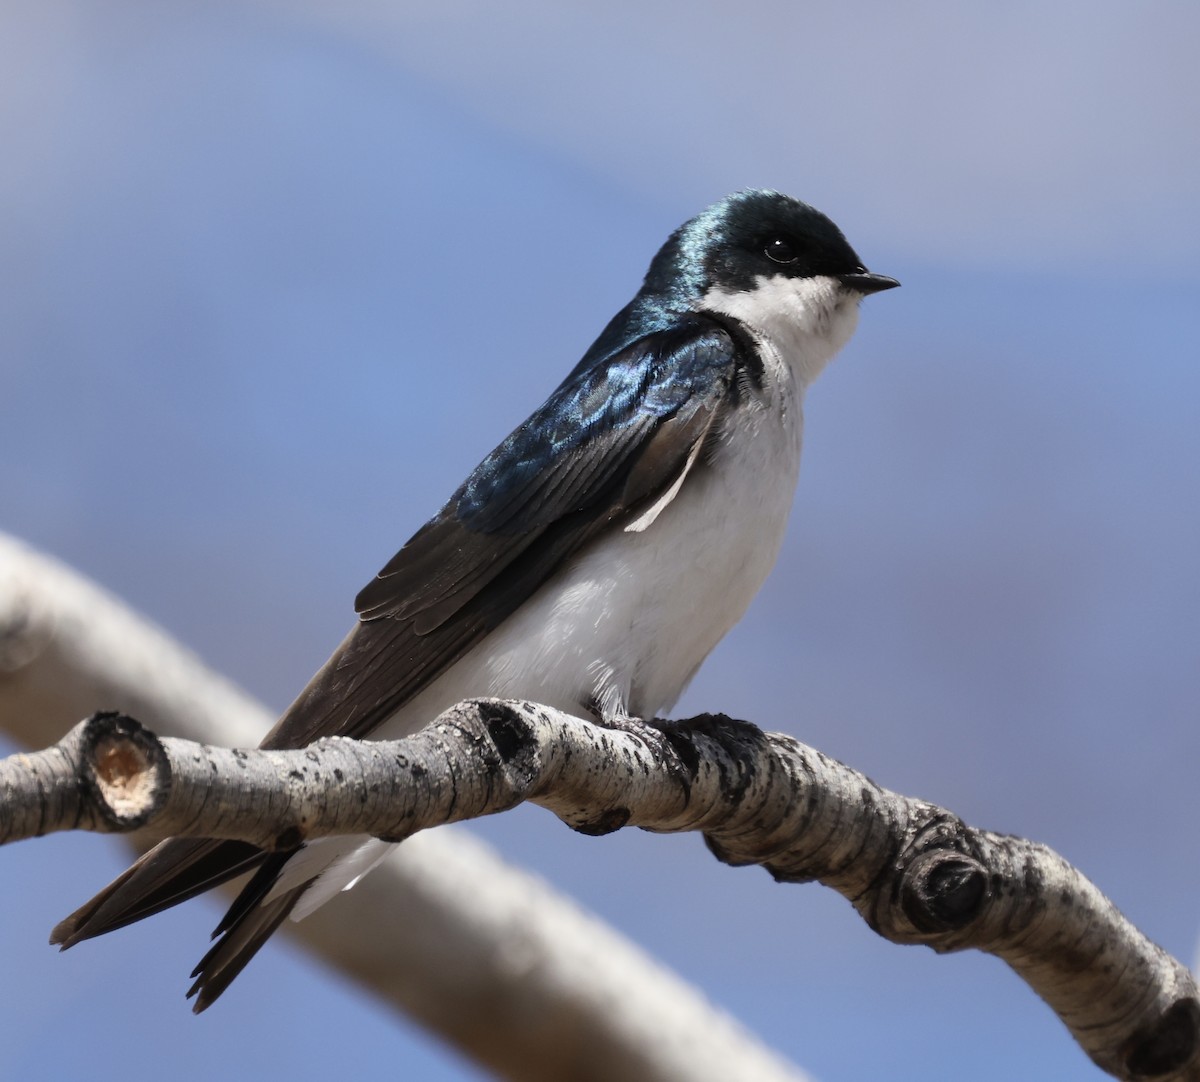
[624, 431, 707, 534]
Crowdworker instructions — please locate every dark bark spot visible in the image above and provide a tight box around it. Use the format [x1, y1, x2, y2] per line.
[573, 807, 631, 835]
[1123, 997, 1200, 1077]
[274, 826, 304, 850]
[479, 701, 532, 763]
[902, 851, 988, 932]
[663, 713, 770, 805]
[766, 864, 818, 885]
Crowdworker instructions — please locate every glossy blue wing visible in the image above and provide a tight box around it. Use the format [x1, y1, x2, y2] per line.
[354, 317, 737, 626]
[455, 319, 734, 533]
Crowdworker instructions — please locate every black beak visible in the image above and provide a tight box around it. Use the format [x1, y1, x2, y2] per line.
[837, 271, 901, 295]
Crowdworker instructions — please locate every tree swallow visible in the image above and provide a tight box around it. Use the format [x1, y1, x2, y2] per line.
[51, 189, 898, 1009]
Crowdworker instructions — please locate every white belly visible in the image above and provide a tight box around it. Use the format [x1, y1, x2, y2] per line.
[380, 385, 804, 735]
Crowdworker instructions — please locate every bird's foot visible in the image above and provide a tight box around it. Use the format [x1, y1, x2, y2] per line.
[585, 698, 661, 737]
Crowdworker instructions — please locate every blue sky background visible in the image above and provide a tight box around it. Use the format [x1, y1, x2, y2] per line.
[2, 2, 1198, 1079]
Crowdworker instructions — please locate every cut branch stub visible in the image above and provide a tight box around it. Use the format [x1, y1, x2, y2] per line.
[80, 712, 170, 831]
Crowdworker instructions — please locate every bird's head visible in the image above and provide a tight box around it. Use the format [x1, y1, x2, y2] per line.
[643, 189, 898, 385]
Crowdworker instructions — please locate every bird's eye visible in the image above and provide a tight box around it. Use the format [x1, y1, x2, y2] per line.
[764, 238, 799, 264]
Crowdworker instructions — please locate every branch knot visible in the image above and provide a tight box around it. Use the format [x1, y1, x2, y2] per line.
[900, 849, 989, 934]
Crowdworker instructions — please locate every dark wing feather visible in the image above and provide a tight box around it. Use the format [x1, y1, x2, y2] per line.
[53, 316, 743, 1004]
[50, 838, 265, 948]
[186, 853, 303, 1013]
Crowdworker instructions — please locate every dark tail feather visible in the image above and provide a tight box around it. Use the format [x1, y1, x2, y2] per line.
[186, 852, 309, 1013]
[51, 837, 266, 949]
[54, 838, 312, 1011]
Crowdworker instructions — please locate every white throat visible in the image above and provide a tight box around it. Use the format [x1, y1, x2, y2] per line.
[700, 274, 861, 389]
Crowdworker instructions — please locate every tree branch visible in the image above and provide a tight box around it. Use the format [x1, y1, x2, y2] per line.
[3, 698, 1198, 1081]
